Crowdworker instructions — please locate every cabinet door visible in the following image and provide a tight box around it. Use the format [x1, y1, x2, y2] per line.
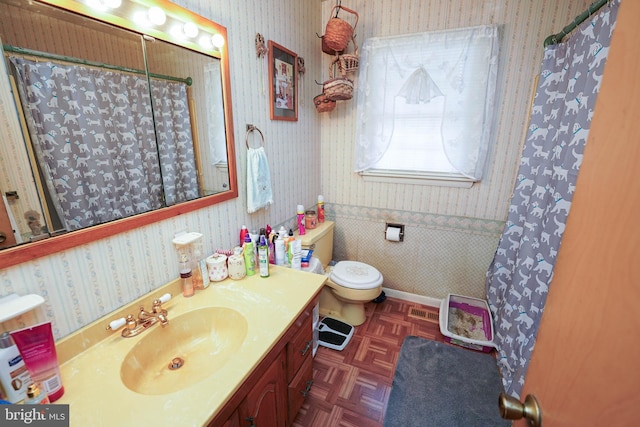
[239, 351, 287, 427]
[288, 354, 314, 424]
[286, 314, 313, 381]
[221, 409, 240, 427]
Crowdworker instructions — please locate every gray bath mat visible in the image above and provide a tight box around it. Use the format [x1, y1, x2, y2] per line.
[384, 336, 509, 427]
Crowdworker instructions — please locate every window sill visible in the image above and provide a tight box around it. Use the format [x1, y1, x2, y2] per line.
[359, 170, 475, 188]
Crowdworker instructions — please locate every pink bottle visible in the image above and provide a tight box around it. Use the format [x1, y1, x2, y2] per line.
[239, 225, 249, 246]
[297, 205, 306, 235]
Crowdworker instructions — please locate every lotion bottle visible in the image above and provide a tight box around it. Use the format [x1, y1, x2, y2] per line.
[0, 332, 31, 403]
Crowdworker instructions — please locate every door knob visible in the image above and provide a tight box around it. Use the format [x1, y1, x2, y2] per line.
[499, 392, 542, 427]
[0, 232, 6, 243]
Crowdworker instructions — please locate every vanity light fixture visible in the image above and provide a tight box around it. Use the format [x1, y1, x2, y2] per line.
[68, 0, 223, 54]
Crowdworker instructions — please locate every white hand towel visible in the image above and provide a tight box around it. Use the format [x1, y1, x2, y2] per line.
[246, 146, 274, 213]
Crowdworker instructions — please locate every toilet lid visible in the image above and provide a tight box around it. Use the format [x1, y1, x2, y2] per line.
[330, 261, 383, 290]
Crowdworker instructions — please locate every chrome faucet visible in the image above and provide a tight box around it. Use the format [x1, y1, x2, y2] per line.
[106, 293, 171, 338]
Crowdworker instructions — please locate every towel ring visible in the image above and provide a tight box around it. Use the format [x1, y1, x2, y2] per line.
[245, 125, 265, 149]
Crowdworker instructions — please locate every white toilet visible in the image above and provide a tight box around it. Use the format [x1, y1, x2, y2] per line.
[296, 221, 383, 326]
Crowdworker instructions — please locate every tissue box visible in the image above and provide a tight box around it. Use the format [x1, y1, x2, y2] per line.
[439, 294, 496, 353]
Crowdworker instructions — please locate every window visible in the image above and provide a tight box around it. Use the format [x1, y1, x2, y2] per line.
[354, 26, 500, 185]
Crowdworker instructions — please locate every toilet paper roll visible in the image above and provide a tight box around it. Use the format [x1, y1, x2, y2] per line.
[385, 226, 402, 242]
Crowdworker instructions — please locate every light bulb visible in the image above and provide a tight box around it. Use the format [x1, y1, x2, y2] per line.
[211, 34, 225, 48]
[148, 7, 166, 25]
[183, 22, 198, 38]
[86, 0, 120, 10]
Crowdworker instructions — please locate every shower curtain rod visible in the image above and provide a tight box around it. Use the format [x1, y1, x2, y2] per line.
[2, 44, 192, 86]
[543, 0, 609, 47]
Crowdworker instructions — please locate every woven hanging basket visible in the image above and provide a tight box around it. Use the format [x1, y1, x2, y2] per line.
[322, 57, 354, 101]
[323, 5, 359, 53]
[339, 36, 359, 74]
[321, 35, 344, 56]
[314, 93, 336, 113]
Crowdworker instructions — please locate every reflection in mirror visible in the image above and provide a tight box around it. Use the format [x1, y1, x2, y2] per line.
[0, 0, 236, 266]
[145, 38, 229, 197]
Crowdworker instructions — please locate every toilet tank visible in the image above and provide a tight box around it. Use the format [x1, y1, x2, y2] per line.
[293, 221, 334, 268]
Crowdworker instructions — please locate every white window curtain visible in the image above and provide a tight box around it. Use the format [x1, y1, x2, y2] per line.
[354, 26, 500, 181]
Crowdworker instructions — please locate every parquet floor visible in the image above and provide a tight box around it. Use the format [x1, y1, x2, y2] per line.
[292, 297, 447, 427]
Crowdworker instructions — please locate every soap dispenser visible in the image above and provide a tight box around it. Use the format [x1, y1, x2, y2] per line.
[172, 232, 203, 295]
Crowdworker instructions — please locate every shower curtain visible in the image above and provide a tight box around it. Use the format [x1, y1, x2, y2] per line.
[485, 0, 619, 398]
[9, 57, 198, 230]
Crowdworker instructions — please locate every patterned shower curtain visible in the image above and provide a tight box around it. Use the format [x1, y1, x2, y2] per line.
[150, 79, 199, 206]
[485, 0, 619, 398]
[9, 57, 197, 230]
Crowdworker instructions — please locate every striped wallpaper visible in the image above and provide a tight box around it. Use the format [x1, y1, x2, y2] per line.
[0, 0, 590, 340]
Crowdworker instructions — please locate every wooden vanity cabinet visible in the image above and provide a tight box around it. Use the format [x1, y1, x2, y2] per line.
[208, 294, 319, 427]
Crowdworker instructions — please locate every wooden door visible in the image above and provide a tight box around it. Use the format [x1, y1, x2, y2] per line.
[0, 195, 18, 249]
[516, 2, 640, 425]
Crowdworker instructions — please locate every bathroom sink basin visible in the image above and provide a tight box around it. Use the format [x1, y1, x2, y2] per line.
[120, 307, 248, 395]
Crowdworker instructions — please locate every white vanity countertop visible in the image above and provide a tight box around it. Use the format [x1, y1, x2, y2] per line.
[54, 266, 325, 426]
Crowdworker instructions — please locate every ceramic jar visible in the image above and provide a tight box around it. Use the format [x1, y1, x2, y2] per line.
[206, 253, 228, 282]
[227, 247, 246, 280]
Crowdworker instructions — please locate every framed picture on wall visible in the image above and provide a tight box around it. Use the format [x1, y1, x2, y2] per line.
[268, 41, 298, 121]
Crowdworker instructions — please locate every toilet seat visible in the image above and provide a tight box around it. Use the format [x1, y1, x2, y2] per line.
[329, 261, 383, 290]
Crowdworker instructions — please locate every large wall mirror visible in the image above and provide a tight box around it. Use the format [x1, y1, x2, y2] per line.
[0, 0, 237, 268]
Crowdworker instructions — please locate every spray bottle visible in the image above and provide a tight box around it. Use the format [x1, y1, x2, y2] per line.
[297, 205, 306, 235]
[258, 234, 270, 277]
[239, 225, 249, 247]
[317, 195, 325, 223]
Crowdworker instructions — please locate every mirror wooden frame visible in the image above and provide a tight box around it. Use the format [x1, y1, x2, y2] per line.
[0, 0, 237, 269]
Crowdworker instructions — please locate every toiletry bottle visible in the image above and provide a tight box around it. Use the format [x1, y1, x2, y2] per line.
[239, 225, 249, 246]
[191, 236, 205, 290]
[243, 233, 256, 276]
[297, 205, 306, 235]
[317, 195, 325, 223]
[275, 235, 286, 265]
[290, 238, 302, 270]
[286, 229, 295, 266]
[258, 235, 270, 277]
[10, 322, 64, 402]
[180, 261, 195, 297]
[0, 332, 31, 403]
[249, 229, 259, 269]
[277, 226, 289, 265]
[268, 232, 276, 264]
[24, 383, 49, 405]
